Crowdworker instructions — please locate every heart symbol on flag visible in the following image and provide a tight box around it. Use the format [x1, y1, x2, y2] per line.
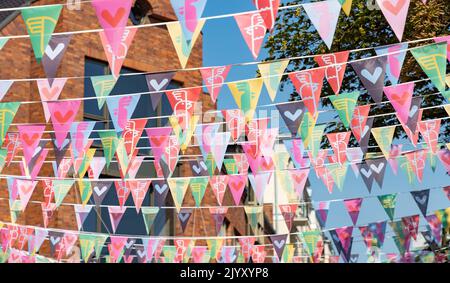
[45, 43, 65, 61]
[284, 109, 302, 121]
[292, 173, 306, 184]
[178, 213, 190, 222]
[150, 79, 169, 91]
[136, 249, 146, 259]
[273, 240, 285, 249]
[151, 136, 166, 147]
[154, 184, 168, 194]
[391, 91, 409, 106]
[54, 110, 74, 124]
[41, 87, 60, 101]
[360, 168, 372, 178]
[229, 181, 244, 191]
[101, 8, 126, 28]
[382, 0, 407, 15]
[124, 240, 135, 249]
[370, 162, 384, 174]
[93, 186, 108, 196]
[414, 195, 427, 205]
[19, 183, 34, 195]
[192, 165, 202, 174]
[50, 236, 61, 245]
[22, 133, 38, 146]
[361, 67, 382, 84]
[409, 105, 418, 118]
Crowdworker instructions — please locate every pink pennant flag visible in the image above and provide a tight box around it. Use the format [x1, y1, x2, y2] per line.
[234, 11, 267, 59]
[233, 153, 250, 174]
[259, 128, 278, 163]
[37, 78, 67, 122]
[126, 155, 145, 179]
[384, 82, 414, 125]
[91, 0, 133, 55]
[222, 109, 245, 142]
[343, 198, 363, 226]
[405, 149, 427, 182]
[314, 51, 350, 95]
[209, 175, 229, 206]
[327, 132, 351, 165]
[376, 0, 411, 42]
[17, 179, 38, 211]
[108, 206, 127, 234]
[146, 127, 172, 164]
[191, 246, 208, 263]
[350, 105, 371, 143]
[238, 237, 256, 263]
[388, 144, 403, 175]
[174, 239, 192, 263]
[289, 169, 310, 198]
[251, 245, 267, 263]
[128, 180, 151, 212]
[47, 100, 81, 149]
[252, 0, 280, 30]
[248, 172, 272, 203]
[18, 124, 45, 165]
[437, 149, 450, 174]
[22, 149, 49, 181]
[200, 66, 231, 103]
[317, 166, 334, 193]
[403, 109, 423, 146]
[115, 180, 131, 208]
[108, 235, 128, 263]
[418, 119, 441, 154]
[228, 174, 246, 206]
[289, 68, 325, 116]
[308, 149, 328, 177]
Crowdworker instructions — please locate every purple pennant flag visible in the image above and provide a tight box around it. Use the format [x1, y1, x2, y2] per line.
[152, 180, 169, 207]
[189, 159, 209, 176]
[48, 231, 64, 257]
[135, 245, 147, 263]
[270, 234, 287, 261]
[28, 140, 49, 173]
[349, 254, 359, 263]
[405, 96, 422, 133]
[366, 158, 387, 189]
[91, 181, 113, 206]
[315, 201, 330, 228]
[359, 117, 374, 154]
[49, 133, 71, 167]
[177, 208, 193, 233]
[210, 210, 227, 235]
[123, 238, 136, 259]
[276, 101, 306, 136]
[351, 56, 387, 104]
[329, 229, 344, 257]
[358, 162, 375, 193]
[145, 72, 176, 111]
[41, 34, 72, 86]
[410, 189, 430, 217]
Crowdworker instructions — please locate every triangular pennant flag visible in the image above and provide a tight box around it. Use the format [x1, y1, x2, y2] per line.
[41, 34, 72, 84]
[315, 201, 330, 228]
[106, 95, 141, 133]
[167, 19, 205, 68]
[177, 208, 193, 233]
[359, 117, 374, 154]
[402, 215, 420, 241]
[146, 72, 176, 110]
[252, 0, 280, 30]
[371, 126, 396, 160]
[167, 178, 190, 213]
[433, 35, 450, 63]
[170, 0, 207, 44]
[248, 172, 271, 204]
[18, 124, 45, 165]
[70, 121, 96, 159]
[327, 162, 348, 191]
[128, 180, 151, 213]
[302, 0, 341, 49]
[189, 176, 209, 207]
[405, 96, 422, 134]
[289, 68, 325, 117]
[100, 27, 137, 78]
[314, 51, 349, 95]
[152, 180, 170, 207]
[270, 234, 287, 261]
[300, 230, 321, 258]
[375, 43, 408, 85]
[90, 75, 117, 109]
[384, 82, 414, 125]
[17, 179, 38, 211]
[405, 149, 427, 182]
[21, 5, 63, 62]
[0, 81, 13, 102]
[108, 206, 127, 234]
[299, 112, 318, 148]
[418, 119, 441, 154]
[210, 132, 231, 170]
[91, 181, 113, 206]
[210, 207, 228, 235]
[90, 157, 106, 179]
[258, 60, 289, 101]
[99, 130, 119, 168]
[228, 174, 246, 206]
[52, 180, 75, 208]
[437, 149, 450, 174]
[74, 204, 93, 230]
[339, 0, 353, 16]
[276, 101, 306, 136]
[327, 132, 351, 164]
[366, 157, 388, 188]
[279, 204, 298, 231]
[114, 180, 131, 208]
[166, 88, 201, 127]
[376, 0, 410, 41]
[343, 198, 363, 226]
[0, 102, 20, 147]
[47, 100, 81, 149]
[141, 207, 160, 234]
[77, 180, 93, 206]
[410, 189, 430, 216]
[228, 78, 264, 122]
[290, 169, 310, 198]
[222, 109, 246, 142]
[335, 226, 354, 257]
[209, 175, 229, 206]
[350, 105, 370, 142]
[201, 66, 231, 103]
[329, 92, 360, 129]
[351, 56, 387, 103]
[347, 147, 364, 177]
[234, 11, 267, 59]
[410, 43, 447, 92]
[307, 124, 326, 158]
[283, 139, 307, 169]
[378, 194, 397, 221]
[244, 206, 263, 233]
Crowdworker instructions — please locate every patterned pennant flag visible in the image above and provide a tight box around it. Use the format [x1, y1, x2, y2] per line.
[228, 174, 246, 206]
[128, 180, 151, 213]
[91, 181, 113, 207]
[228, 78, 264, 122]
[314, 51, 349, 95]
[200, 66, 231, 103]
[410, 43, 447, 92]
[166, 88, 201, 129]
[210, 132, 231, 170]
[279, 204, 297, 231]
[433, 35, 450, 62]
[108, 206, 127, 234]
[167, 19, 205, 68]
[167, 178, 190, 213]
[302, 0, 341, 49]
[210, 175, 229, 206]
[300, 230, 321, 257]
[248, 172, 271, 204]
[37, 79, 67, 122]
[375, 43, 408, 85]
[384, 82, 414, 125]
[177, 208, 193, 233]
[402, 215, 420, 240]
[21, 5, 63, 62]
[289, 68, 325, 117]
[371, 126, 396, 160]
[152, 180, 170, 207]
[270, 234, 287, 261]
[405, 149, 427, 182]
[98, 130, 119, 168]
[258, 60, 289, 101]
[252, 0, 280, 30]
[343, 198, 363, 226]
[210, 207, 228, 235]
[189, 159, 209, 177]
[276, 101, 306, 136]
[195, 123, 220, 160]
[189, 176, 209, 207]
[378, 194, 397, 221]
[18, 124, 45, 166]
[170, 0, 207, 44]
[335, 226, 354, 257]
[234, 11, 267, 59]
[141, 207, 159, 234]
[351, 56, 387, 103]
[106, 95, 141, 133]
[90, 75, 117, 109]
[327, 162, 348, 191]
[0, 102, 20, 147]
[114, 180, 131, 208]
[307, 124, 326, 158]
[41, 34, 72, 85]
[74, 204, 93, 230]
[404, 96, 422, 134]
[350, 105, 370, 143]
[146, 72, 176, 111]
[70, 121, 96, 159]
[376, 0, 410, 41]
[89, 157, 106, 179]
[47, 100, 80, 149]
[52, 180, 75, 208]
[77, 180, 92, 207]
[366, 157, 388, 189]
[290, 169, 310, 198]
[222, 109, 245, 142]
[327, 132, 351, 164]
[418, 119, 441, 154]
[146, 127, 172, 165]
[315, 201, 330, 228]
[244, 206, 263, 234]
[329, 91, 360, 129]
[16, 179, 38, 211]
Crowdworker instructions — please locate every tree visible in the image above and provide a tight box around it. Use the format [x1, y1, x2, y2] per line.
[264, 0, 450, 149]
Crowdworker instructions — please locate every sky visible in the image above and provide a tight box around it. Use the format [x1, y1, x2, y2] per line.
[201, 0, 450, 262]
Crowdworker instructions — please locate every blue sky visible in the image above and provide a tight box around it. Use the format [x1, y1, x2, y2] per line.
[201, 0, 450, 262]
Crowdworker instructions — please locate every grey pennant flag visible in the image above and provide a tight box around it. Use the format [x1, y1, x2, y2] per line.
[145, 72, 176, 111]
[351, 56, 387, 104]
[41, 34, 72, 86]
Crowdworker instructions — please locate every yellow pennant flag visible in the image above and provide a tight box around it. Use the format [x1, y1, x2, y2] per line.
[228, 78, 264, 122]
[258, 60, 289, 101]
[167, 177, 190, 213]
[181, 115, 200, 153]
[300, 112, 318, 148]
[167, 19, 205, 69]
[371, 126, 396, 160]
[341, 0, 352, 16]
[444, 104, 450, 116]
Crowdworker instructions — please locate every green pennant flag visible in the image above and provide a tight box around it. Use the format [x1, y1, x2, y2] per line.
[0, 102, 20, 147]
[189, 177, 209, 207]
[223, 159, 238, 175]
[77, 179, 93, 206]
[79, 234, 97, 263]
[141, 207, 160, 234]
[392, 236, 407, 255]
[410, 43, 447, 92]
[428, 150, 437, 172]
[300, 230, 321, 256]
[206, 239, 224, 260]
[162, 246, 177, 263]
[77, 148, 96, 178]
[0, 249, 8, 263]
[329, 91, 360, 129]
[91, 75, 117, 109]
[435, 208, 449, 229]
[244, 206, 263, 234]
[0, 38, 9, 50]
[99, 130, 119, 168]
[205, 153, 216, 176]
[327, 162, 349, 191]
[307, 124, 326, 158]
[21, 5, 63, 62]
[378, 194, 397, 221]
[53, 179, 75, 208]
[390, 221, 409, 255]
[299, 112, 318, 146]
